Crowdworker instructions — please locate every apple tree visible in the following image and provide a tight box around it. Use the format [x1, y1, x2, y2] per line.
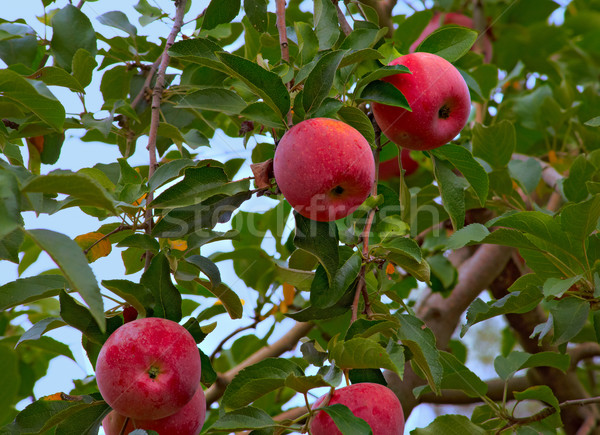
[1, 0, 600, 433]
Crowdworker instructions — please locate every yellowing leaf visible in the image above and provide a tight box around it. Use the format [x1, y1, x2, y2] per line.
[548, 150, 557, 164]
[168, 239, 188, 251]
[280, 301, 288, 314]
[283, 283, 295, 305]
[386, 263, 396, 275]
[133, 193, 147, 206]
[74, 232, 111, 263]
[214, 298, 245, 306]
[43, 392, 64, 401]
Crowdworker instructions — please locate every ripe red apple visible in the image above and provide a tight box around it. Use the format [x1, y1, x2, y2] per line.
[310, 383, 405, 435]
[379, 149, 419, 181]
[102, 386, 207, 435]
[96, 317, 201, 420]
[122, 305, 138, 323]
[273, 117, 375, 222]
[410, 12, 493, 63]
[372, 52, 471, 151]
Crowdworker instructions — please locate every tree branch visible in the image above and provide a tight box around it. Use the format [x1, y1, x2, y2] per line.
[513, 154, 562, 193]
[333, 1, 352, 36]
[569, 343, 600, 370]
[205, 321, 313, 405]
[144, 0, 187, 269]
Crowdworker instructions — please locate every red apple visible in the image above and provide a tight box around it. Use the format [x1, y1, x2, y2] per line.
[310, 383, 405, 435]
[372, 52, 471, 151]
[96, 317, 201, 420]
[379, 149, 419, 181]
[122, 305, 138, 323]
[273, 117, 375, 222]
[410, 12, 493, 63]
[102, 386, 207, 435]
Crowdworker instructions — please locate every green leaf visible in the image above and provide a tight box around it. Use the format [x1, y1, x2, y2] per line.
[411, 414, 486, 435]
[22, 172, 117, 214]
[296, 22, 319, 66]
[186, 255, 222, 289]
[508, 158, 542, 194]
[379, 237, 422, 262]
[151, 166, 249, 208]
[393, 9, 434, 53]
[337, 106, 375, 144]
[97, 11, 137, 38]
[116, 234, 160, 252]
[446, 223, 490, 250]
[416, 26, 478, 62]
[151, 191, 252, 237]
[0, 344, 20, 416]
[319, 404, 373, 435]
[472, 121, 516, 169]
[28, 66, 85, 93]
[358, 80, 411, 110]
[200, 280, 244, 320]
[462, 276, 543, 336]
[550, 297, 589, 345]
[311, 251, 361, 308]
[0, 170, 21, 240]
[543, 275, 584, 298]
[221, 358, 304, 409]
[244, 0, 268, 33]
[148, 158, 195, 191]
[328, 336, 404, 375]
[1, 394, 108, 435]
[433, 157, 466, 231]
[284, 373, 332, 394]
[303, 50, 346, 115]
[71, 49, 97, 89]
[396, 314, 442, 393]
[16, 317, 66, 348]
[314, 0, 339, 50]
[203, 0, 241, 31]
[242, 102, 287, 129]
[563, 154, 596, 203]
[101, 279, 154, 318]
[28, 230, 105, 332]
[432, 144, 489, 206]
[355, 65, 412, 94]
[561, 195, 600, 240]
[0, 275, 68, 311]
[293, 212, 339, 286]
[217, 52, 290, 119]
[167, 38, 225, 72]
[0, 69, 65, 132]
[210, 407, 277, 432]
[59, 290, 108, 344]
[176, 88, 247, 114]
[494, 351, 570, 381]
[585, 116, 600, 127]
[140, 252, 182, 322]
[51, 5, 97, 72]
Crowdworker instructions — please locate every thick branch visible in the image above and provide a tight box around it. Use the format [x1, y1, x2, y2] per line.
[205, 322, 313, 405]
[275, 0, 289, 63]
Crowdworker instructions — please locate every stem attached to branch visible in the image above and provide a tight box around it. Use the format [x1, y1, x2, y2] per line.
[143, 0, 188, 270]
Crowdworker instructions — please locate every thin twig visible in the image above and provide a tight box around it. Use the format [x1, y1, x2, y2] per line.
[209, 320, 260, 360]
[131, 58, 161, 110]
[118, 417, 130, 435]
[275, 0, 292, 127]
[144, 0, 188, 270]
[333, 0, 352, 36]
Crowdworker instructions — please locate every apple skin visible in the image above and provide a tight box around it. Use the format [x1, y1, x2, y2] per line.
[96, 317, 201, 420]
[410, 12, 493, 63]
[273, 117, 375, 222]
[372, 52, 471, 151]
[102, 387, 207, 435]
[379, 149, 418, 181]
[310, 383, 405, 435]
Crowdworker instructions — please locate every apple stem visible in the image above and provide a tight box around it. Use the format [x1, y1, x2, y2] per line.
[118, 417, 130, 435]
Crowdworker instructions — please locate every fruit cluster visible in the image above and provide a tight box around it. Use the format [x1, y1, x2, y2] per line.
[96, 318, 205, 435]
[274, 52, 470, 222]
